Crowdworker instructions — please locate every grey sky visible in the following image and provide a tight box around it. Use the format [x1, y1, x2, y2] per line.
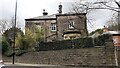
[0, 0, 119, 32]
[1, 0, 74, 30]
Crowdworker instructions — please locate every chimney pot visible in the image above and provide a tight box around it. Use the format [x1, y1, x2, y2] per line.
[43, 9, 48, 16]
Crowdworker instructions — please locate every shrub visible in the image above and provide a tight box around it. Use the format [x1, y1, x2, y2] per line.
[4, 49, 14, 57]
[0, 37, 9, 54]
[15, 50, 26, 56]
[4, 48, 27, 57]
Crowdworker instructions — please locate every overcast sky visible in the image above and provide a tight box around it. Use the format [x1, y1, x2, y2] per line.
[0, 0, 119, 32]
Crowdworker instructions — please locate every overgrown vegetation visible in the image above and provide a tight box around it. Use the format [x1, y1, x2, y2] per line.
[2, 25, 44, 56]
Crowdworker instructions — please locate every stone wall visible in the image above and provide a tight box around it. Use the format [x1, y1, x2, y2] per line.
[3, 41, 117, 67]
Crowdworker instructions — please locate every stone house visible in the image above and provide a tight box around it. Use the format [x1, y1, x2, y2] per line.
[25, 5, 88, 42]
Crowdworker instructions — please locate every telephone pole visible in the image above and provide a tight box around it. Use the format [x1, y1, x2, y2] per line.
[13, 0, 17, 64]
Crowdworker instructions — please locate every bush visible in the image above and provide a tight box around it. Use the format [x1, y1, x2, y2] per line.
[15, 49, 26, 56]
[1, 39, 9, 54]
[4, 49, 14, 57]
[4, 48, 27, 57]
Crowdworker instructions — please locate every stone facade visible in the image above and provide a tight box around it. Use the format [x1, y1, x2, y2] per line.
[25, 13, 87, 42]
[56, 14, 87, 40]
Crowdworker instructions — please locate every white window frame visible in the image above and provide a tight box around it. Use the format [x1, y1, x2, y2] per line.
[51, 23, 56, 32]
[69, 20, 75, 29]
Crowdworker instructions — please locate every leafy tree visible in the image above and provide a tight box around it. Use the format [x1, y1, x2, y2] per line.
[34, 25, 44, 41]
[89, 28, 103, 35]
[24, 24, 44, 50]
[24, 28, 36, 47]
[15, 33, 24, 49]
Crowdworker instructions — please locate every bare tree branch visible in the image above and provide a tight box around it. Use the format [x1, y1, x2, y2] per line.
[0, 16, 17, 34]
[71, 0, 120, 32]
[114, 0, 120, 7]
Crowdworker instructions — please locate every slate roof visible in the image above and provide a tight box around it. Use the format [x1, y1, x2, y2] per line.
[29, 14, 57, 19]
[25, 14, 56, 21]
[25, 13, 86, 21]
[103, 31, 120, 35]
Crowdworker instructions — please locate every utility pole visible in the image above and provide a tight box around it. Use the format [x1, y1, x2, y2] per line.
[118, 8, 120, 31]
[13, 0, 17, 64]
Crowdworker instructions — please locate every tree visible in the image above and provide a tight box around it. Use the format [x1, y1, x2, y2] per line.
[72, 0, 120, 13]
[2, 27, 24, 51]
[71, 0, 120, 32]
[106, 13, 119, 31]
[0, 16, 17, 34]
[71, 0, 104, 33]
[15, 32, 24, 49]
[0, 19, 10, 34]
[24, 24, 44, 50]
[3, 27, 24, 41]
[89, 28, 103, 35]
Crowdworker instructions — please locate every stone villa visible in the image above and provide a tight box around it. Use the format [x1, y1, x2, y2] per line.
[25, 4, 88, 42]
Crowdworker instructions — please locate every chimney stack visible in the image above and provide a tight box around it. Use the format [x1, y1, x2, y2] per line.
[103, 26, 109, 33]
[43, 9, 48, 16]
[58, 3, 62, 14]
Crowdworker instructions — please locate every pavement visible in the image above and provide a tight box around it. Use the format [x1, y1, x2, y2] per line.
[3, 62, 119, 68]
[4, 62, 59, 67]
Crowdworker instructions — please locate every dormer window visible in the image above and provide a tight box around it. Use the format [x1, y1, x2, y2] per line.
[69, 20, 75, 29]
[51, 23, 56, 32]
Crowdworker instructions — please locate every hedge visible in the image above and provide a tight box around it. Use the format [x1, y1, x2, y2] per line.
[36, 34, 112, 51]
[94, 34, 111, 46]
[37, 37, 94, 51]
